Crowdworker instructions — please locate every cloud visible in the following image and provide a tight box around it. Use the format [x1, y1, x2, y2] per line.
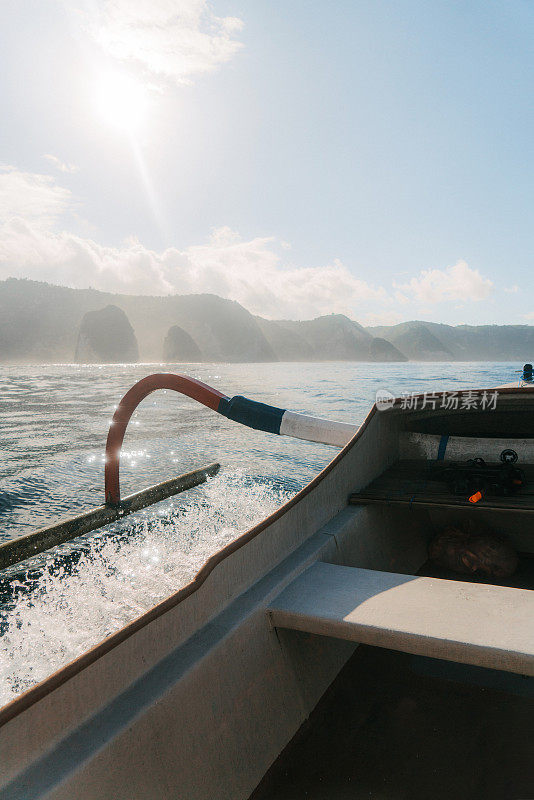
[0, 165, 72, 225]
[79, 0, 244, 86]
[0, 218, 388, 318]
[396, 260, 493, 304]
[0, 219, 171, 294]
[182, 229, 389, 318]
[44, 154, 80, 174]
[0, 167, 500, 322]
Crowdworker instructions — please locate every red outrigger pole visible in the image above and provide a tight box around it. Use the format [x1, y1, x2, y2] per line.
[0, 372, 355, 570]
[105, 371, 360, 506]
[104, 374, 228, 506]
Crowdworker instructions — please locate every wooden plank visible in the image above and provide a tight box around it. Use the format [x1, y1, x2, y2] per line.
[348, 494, 534, 513]
[0, 463, 220, 570]
[268, 562, 534, 675]
[348, 457, 534, 512]
[362, 486, 534, 503]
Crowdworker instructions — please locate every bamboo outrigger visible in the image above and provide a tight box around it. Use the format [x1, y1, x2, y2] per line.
[0, 375, 533, 799]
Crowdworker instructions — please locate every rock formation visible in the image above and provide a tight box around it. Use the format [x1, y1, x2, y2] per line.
[163, 326, 203, 361]
[75, 305, 139, 363]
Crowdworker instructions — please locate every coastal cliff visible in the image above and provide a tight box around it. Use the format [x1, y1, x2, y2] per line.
[1, 278, 533, 363]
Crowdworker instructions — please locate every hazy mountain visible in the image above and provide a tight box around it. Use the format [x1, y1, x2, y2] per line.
[368, 320, 534, 361]
[366, 322, 453, 361]
[257, 314, 407, 361]
[0, 279, 102, 363]
[369, 336, 408, 361]
[255, 318, 314, 360]
[1, 278, 533, 363]
[0, 279, 275, 363]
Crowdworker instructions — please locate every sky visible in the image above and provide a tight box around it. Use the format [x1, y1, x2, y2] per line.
[0, 0, 533, 326]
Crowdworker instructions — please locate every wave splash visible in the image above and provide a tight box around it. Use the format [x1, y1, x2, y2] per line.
[0, 473, 293, 708]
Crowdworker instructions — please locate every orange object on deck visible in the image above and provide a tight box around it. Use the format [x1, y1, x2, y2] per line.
[468, 491, 483, 504]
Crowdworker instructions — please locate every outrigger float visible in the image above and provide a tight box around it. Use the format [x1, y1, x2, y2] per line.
[1, 373, 534, 799]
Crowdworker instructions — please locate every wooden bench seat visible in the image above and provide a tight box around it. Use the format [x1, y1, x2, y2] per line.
[349, 459, 534, 513]
[268, 562, 534, 675]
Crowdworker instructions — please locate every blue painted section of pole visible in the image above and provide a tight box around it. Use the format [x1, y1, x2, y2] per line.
[217, 394, 357, 447]
[217, 396, 285, 434]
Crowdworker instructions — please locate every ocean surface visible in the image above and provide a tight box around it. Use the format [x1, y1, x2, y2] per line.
[0, 361, 520, 706]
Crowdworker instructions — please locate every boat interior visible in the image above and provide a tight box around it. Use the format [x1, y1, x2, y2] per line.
[253, 395, 534, 798]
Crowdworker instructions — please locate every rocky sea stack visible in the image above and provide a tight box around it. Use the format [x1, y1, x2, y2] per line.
[75, 305, 139, 363]
[163, 326, 203, 361]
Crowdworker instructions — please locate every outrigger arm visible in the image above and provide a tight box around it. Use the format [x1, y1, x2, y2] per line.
[105, 373, 357, 505]
[0, 373, 358, 571]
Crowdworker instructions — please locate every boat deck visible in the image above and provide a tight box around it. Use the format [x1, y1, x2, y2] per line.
[252, 558, 534, 800]
[251, 645, 534, 800]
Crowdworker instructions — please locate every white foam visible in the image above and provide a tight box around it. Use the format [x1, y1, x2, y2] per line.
[0, 473, 293, 708]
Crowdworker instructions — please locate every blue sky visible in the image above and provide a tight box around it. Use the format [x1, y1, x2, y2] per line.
[0, 0, 532, 325]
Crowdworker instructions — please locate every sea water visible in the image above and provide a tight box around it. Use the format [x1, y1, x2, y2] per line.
[0, 361, 519, 705]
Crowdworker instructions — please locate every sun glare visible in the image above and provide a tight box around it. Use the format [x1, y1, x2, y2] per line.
[95, 71, 148, 134]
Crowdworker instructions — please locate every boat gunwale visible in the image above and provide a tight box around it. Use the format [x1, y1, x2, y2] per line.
[0, 385, 531, 729]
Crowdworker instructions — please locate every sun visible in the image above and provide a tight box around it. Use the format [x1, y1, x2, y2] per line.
[94, 70, 148, 134]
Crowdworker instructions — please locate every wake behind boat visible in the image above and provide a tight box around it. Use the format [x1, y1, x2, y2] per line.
[1, 373, 533, 799]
